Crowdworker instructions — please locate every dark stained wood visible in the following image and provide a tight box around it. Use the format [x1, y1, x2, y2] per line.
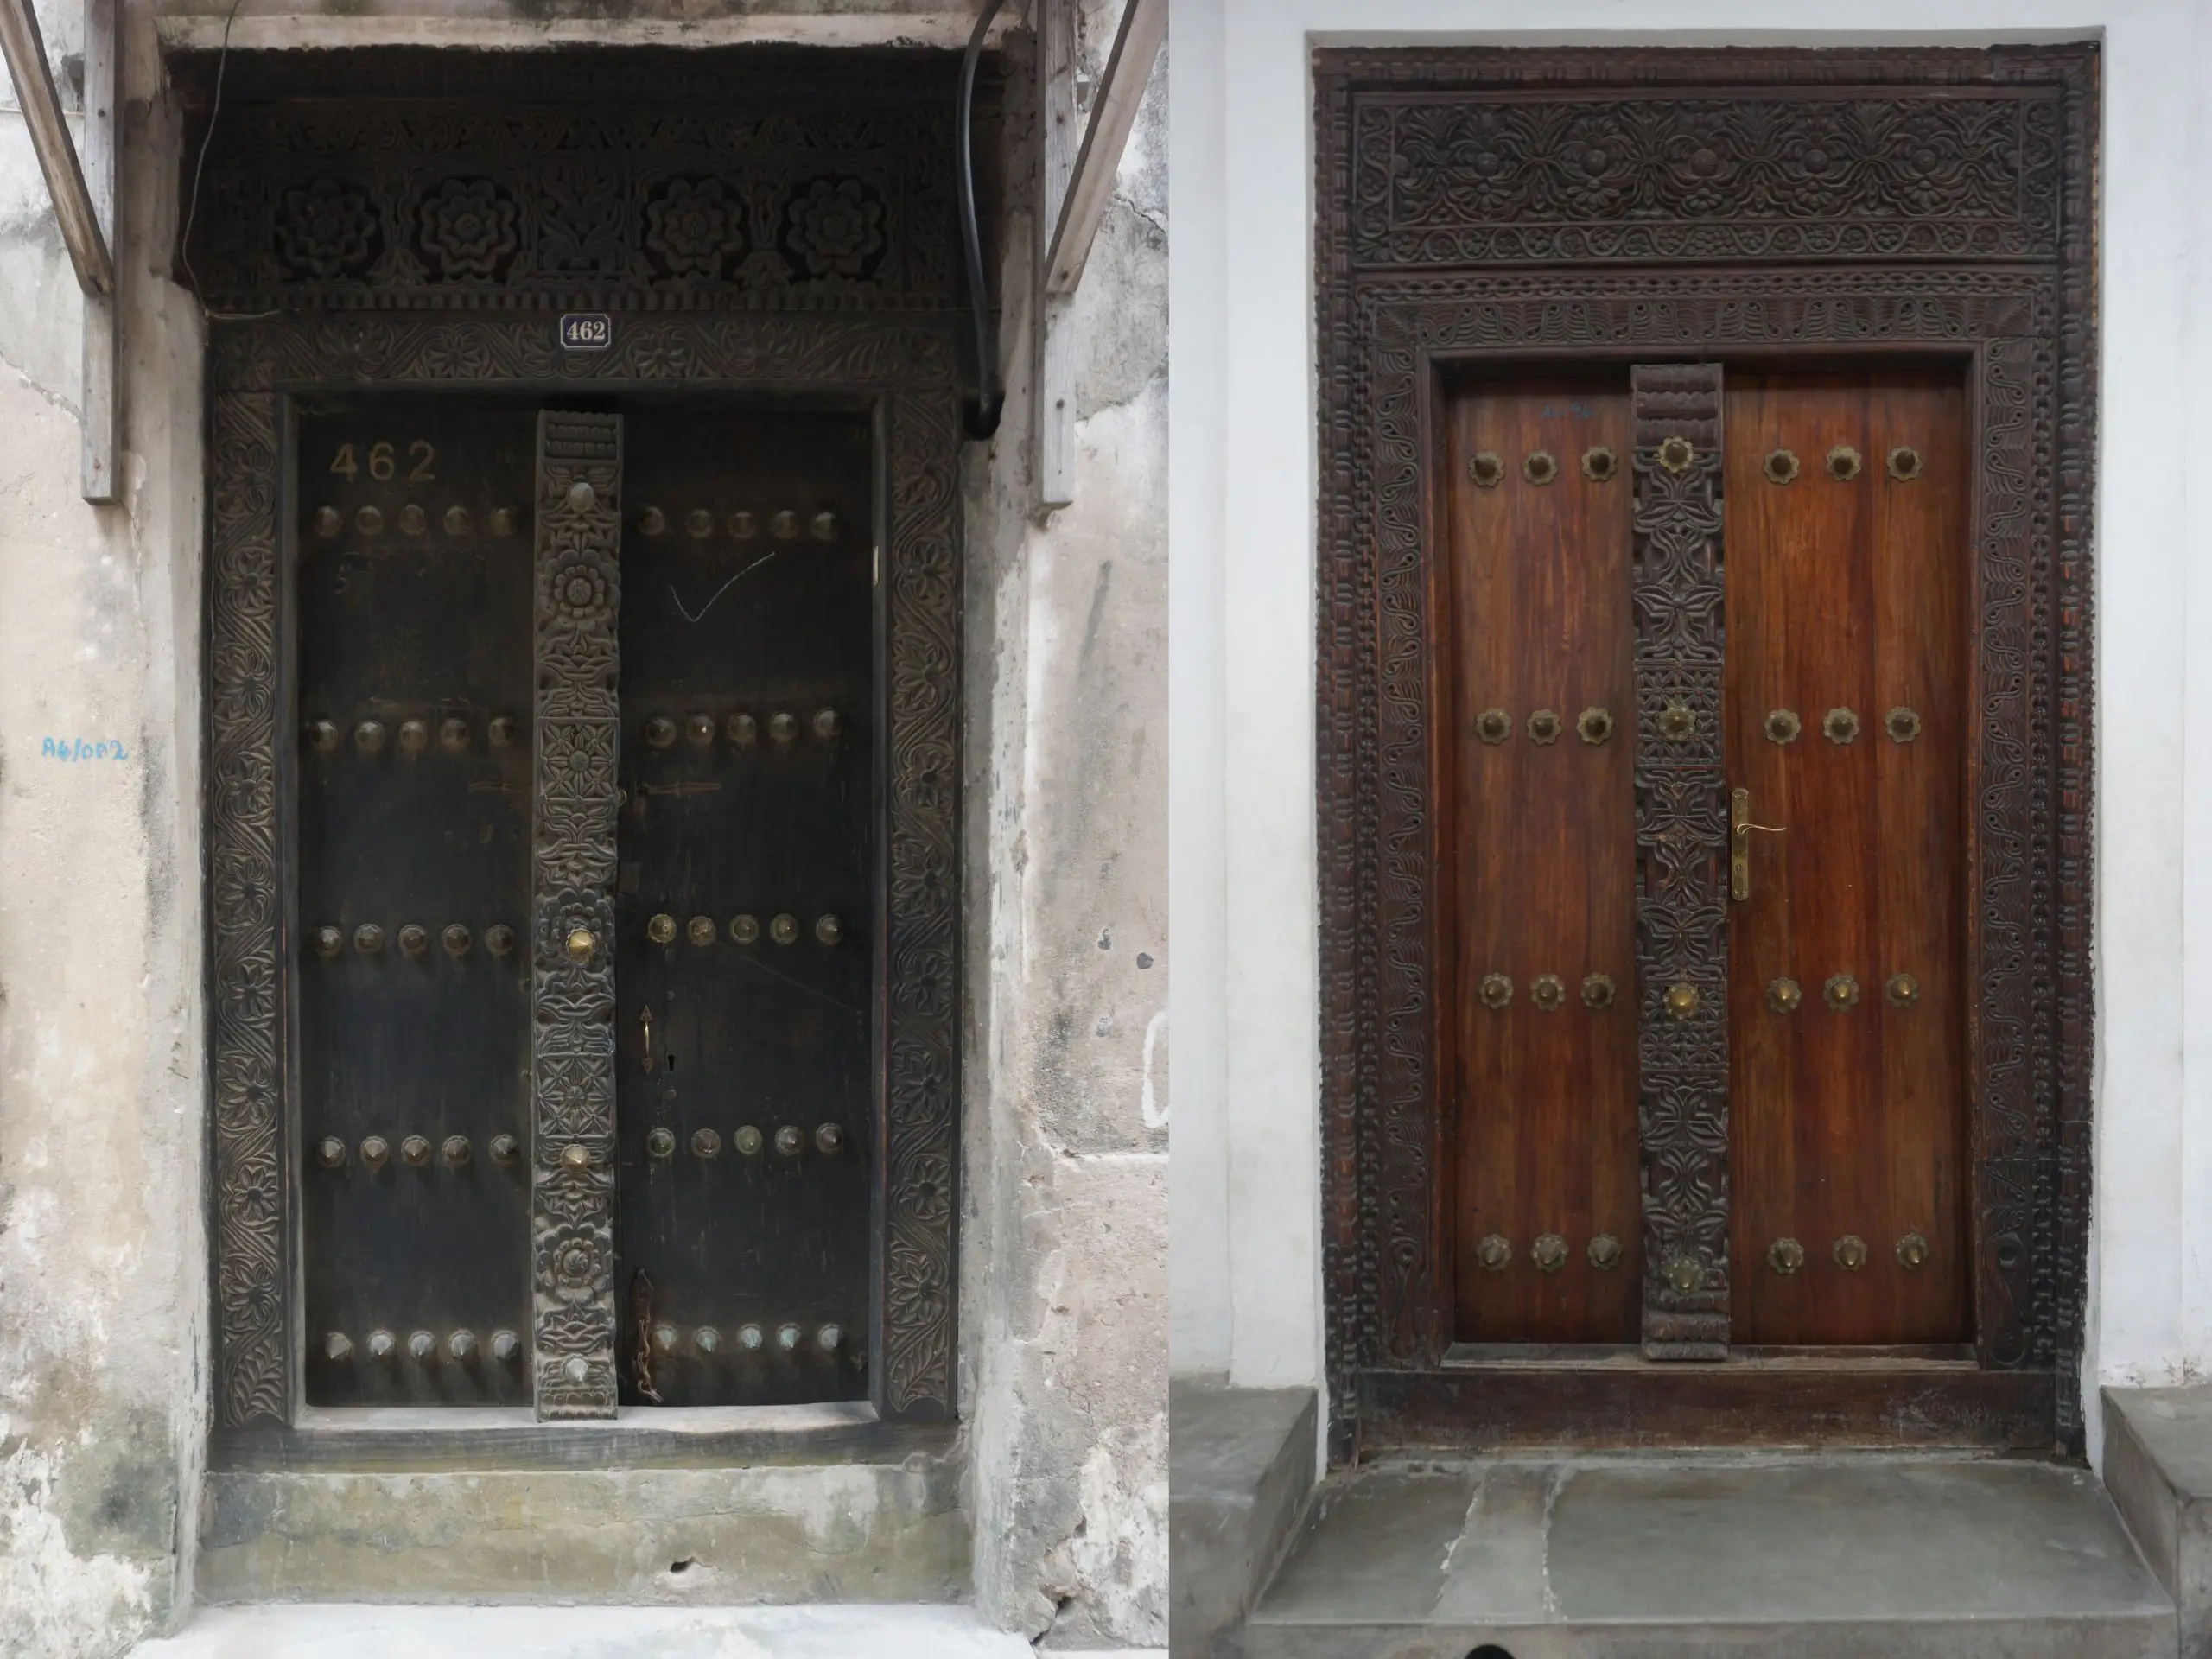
[1361, 1361, 2051, 1454]
[1725, 369, 1972, 1344]
[209, 1414, 956, 1473]
[1443, 374, 1639, 1344]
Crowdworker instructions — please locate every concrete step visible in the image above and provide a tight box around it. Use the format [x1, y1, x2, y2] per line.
[1169, 1377, 1316, 1658]
[1246, 1454, 2177, 1658]
[2104, 1385, 2212, 1656]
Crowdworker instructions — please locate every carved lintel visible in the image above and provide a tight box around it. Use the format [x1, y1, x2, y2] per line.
[1630, 363, 1730, 1361]
[531, 410, 623, 1420]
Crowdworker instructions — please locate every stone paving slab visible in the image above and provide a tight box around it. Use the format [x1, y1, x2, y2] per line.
[131, 1602, 1166, 1658]
[1248, 1455, 2176, 1659]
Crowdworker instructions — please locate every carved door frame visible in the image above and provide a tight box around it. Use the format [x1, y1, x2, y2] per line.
[193, 50, 971, 1447]
[1313, 44, 2098, 1462]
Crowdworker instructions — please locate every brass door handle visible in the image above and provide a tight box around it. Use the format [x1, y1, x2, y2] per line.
[1730, 786, 1787, 901]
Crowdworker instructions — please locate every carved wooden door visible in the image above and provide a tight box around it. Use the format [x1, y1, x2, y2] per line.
[1445, 363, 1973, 1353]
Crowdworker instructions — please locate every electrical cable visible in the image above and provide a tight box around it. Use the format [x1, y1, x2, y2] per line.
[957, 0, 1005, 437]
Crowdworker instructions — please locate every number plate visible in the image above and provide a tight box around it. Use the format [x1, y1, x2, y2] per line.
[559, 312, 613, 351]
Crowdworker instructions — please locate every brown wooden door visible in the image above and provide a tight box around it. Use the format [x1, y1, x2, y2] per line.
[1723, 368, 1972, 1345]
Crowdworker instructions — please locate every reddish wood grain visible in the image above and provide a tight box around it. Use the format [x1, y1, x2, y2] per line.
[1724, 368, 1972, 1344]
[1444, 374, 1639, 1343]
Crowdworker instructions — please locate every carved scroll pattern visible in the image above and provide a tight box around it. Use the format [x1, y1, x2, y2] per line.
[1629, 364, 1730, 1359]
[531, 411, 624, 1420]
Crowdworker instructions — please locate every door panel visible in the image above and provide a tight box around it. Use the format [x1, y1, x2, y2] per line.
[613, 408, 875, 1406]
[298, 398, 537, 1405]
[1446, 376, 1641, 1344]
[1724, 369, 1972, 1345]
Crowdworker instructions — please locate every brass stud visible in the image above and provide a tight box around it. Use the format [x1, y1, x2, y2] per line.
[1581, 973, 1616, 1010]
[734, 1125, 765, 1157]
[645, 715, 677, 749]
[488, 715, 518, 747]
[728, 510, 759, 540]
[687, 915, 716, 948]
[1476, 708, 1511, 745]
[317, 1136, 347, 1169]
[443, 505, 471, 536]
[561, 1142, 592, 1172]
[1824, 973, 1861, 1012]
[815, 914, 844, 946]
[398, 719, 429, 753]
[492, 1329, 522, 1362]
[448, 1330, 477, 1361]
[1886, 446, 1923, 482]
[401, 1135, 431, 1168]
[1581, 445, 1618, 483]
[1587, 1233, 1623, 1270]
[1823, 708, 1860, 745]
[485, 924, 516, 957]
[442, 1135, 471, 1167]
[1529, 974, 1566, 1012]
[409, 1329, 437, 1360]
[325, 1332, 353, 1361]
[813, 707, 842, 740]
[771, 913, 800, 945]
[1577, 707, 1614, 745]
[1826, 444, 1863, 482]
[1885, 707, 1922, 743]
[1833, 1234, 1869, 1270]
[566, 480, 597, 512]
[685, 508, 714, 539]
[1766, 977, 1804, 1014]
[314, 505, 341, 538]
[440, 716, 470, 753]
[1479, 972, 1513, 1011]
[307, 718, 340, 751]
[1531, 1233, 1568, 1273]
[1666, 1255, 1704, 1295]
[399, 504, 427, 536]
[397, 924, 429, 958]
[356, 505, 385, 535]
[653, 1322, 679, 1354]
[775, 1124, 805, 1157]
[769, 712, 798, 743]
[728, 914, 761, 945]
[1764, 709, 1802, 745]
[1522, 449, 1558, 486]
[367, 1329, 396, 1359]
[490, 1134, 519, 1164]
[565, 927, 597, 961]
[355, 719, 387, 753]
[738, 1323, 765, 1351]
[1526, 709, 1562, 745]
[1764, 448, 1801, 486]
[727, 713, 758, 747]
[353, 923, 385, 955]
[359, 1135, 390, 1170]
[810, 511, 839, 542]
[488, 507, 517, 537]
[1477, 1234, 1511, 1271]
[777, 1322, 803, 1351]
[772, 511, 802, 541]
[1664, 982, 1700, 1021]
[647, 1128, 676, 1159]
[1885, 972, 1921, 1008]
[1656, 435, 1695, 474]
[442, 923, 472, 957]
[1896, 1232, 1931, 1269]
[647, 913, 677, 945]
[817, 1323, 843, 1352]
[1468, 451, 1504, 489]
[1659, 703, 1695, 741]
[816, 1122, 845, 1157]
[691, 1128, 722, 1160]
[684, 712, 715, 747]
[313, 925, 344, 959]
[696, 1326, 721, 1355]
[638, 506, 666, 536]
[1768, 1237, 1806, 1275]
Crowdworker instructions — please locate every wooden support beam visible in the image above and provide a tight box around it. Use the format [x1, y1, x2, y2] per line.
[1033, 0, 1077, 510]
[1043, 0, 1164, 296]
[79, 0, 118, 502]
[0, 0, 112, 296]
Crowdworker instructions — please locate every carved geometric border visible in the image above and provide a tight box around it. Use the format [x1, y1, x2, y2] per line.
[207, 313, 964, 1427]
[1316, 44, 2098, 1466]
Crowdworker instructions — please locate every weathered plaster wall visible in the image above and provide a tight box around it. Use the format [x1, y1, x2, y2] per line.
[961, 5, 1169, 1648]
[0, 5, 209, 1656]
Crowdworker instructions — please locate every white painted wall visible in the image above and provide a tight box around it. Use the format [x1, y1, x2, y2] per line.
[1166, 0, 2212, 1465]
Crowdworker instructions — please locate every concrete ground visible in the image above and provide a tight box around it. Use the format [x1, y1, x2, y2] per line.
[130, 1603, 1165, 1658]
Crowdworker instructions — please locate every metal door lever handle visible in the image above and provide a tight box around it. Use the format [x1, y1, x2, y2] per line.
[1731, 786, 1786, 902]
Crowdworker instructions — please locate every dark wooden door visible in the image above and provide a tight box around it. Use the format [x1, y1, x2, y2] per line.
[613, 407, 875, 1407]
[1445, 375, 1641, 1344]
[1724, 369, 1972, 1345]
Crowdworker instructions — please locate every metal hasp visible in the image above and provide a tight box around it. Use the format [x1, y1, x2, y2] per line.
[0, 0, 116, 500]
[1630, 363, 1731, 1361]
[1730, 786, 1786, 902]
